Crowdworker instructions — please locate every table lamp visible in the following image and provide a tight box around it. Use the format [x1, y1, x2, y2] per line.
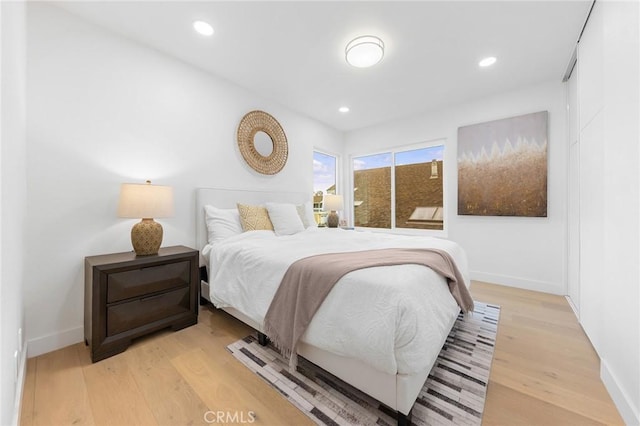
[118, 180, 174, 256]
[323, 194, 344, 228]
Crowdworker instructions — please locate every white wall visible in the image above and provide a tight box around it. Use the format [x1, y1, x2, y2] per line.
[345, 81, 567, 294]
[600, 2, 639, 421]
[577, 1, 640, 424]
[25, 3, 343, 357]
[0, 1, 27, 424]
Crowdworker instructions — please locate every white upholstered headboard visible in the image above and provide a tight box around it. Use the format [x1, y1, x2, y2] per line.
[195, 187, 311, 252]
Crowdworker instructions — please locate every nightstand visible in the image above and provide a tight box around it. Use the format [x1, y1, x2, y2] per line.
[84, 245, 199, 362]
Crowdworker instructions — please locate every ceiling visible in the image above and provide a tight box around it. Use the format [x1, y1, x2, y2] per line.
[53, 1, 591, 132]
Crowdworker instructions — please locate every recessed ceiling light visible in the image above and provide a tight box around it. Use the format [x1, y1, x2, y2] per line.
[479, 56, 497, 67]
[339, 106, 350, 113]
[345, 35, 384, 68]
[193, 20, 214, 36]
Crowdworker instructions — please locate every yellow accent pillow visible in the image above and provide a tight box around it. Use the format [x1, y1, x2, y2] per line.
[237, 203, 274, 231]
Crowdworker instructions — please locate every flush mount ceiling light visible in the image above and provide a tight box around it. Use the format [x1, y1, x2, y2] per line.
[479, 56, 497, 67]
[338, 106, 350, 113]
[193, 20, 214, 36]
[345, 35, 384, 68]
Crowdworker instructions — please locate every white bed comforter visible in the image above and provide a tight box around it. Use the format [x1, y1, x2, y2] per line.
[206, 228, 470, 375]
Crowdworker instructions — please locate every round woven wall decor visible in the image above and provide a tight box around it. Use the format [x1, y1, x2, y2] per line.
[237, 110, 288, 175]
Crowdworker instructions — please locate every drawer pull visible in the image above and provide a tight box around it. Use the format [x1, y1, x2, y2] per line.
[140, 293, 166, 302]
[106, 286, 191, 336]
[107, 261, 190, 303]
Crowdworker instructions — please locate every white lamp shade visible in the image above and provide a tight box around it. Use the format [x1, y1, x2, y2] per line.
[345, 35, 385, 68]
[118, 182, 174, 219]
[323, 194, 344, 212]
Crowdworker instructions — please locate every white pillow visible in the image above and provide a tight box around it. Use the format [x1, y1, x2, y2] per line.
[204, 205, 243, 244]
[265, 202, 305, 236]
[296, 201, 317, 228]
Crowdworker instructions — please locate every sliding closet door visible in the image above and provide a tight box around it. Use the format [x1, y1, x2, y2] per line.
[566, 69, 580, 316]
[576, 0, 604, 354]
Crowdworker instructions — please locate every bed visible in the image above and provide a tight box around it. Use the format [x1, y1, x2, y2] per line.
[195, 187, 471, 424]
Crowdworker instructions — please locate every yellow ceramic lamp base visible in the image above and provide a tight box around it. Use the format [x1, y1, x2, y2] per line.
[131, 218, 163, 256]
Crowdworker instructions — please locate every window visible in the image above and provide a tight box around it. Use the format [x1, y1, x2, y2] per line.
[352, 153, 392, 228]
[352, 142, 444, 231]
[313, 151, 337, 225]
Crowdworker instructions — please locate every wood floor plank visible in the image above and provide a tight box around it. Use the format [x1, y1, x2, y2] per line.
[82, 350, 157, 426]
[122, 338, 211, 426]
[19, 357, 36, 426]
[492, 325, 601, 377]
[482, 382, 608, 426]
[495, 338, 599, 374]
[31, 344, 95, 426]
[171, 348, 313, 425]
[169, 316, 244, 360]
[198, 304, 255, 338]
[75, 342, 93, 367]
[490, 365, 624, 424]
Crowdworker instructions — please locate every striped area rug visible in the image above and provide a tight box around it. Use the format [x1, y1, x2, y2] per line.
[226, 302, 500, 425]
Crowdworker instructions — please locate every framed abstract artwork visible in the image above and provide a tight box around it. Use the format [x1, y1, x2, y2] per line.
[457, 111, 548, 217]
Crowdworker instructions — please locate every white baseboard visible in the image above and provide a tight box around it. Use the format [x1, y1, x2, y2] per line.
[565, 295, 580, 320]
[27, 326, 84, 358]
[470, 270, 565, 295]
[11, 341, 28, 426]
[601, 360, 640, 426]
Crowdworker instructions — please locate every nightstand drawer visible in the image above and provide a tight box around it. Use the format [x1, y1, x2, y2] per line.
[107, 261, 190, 303]
[106, 286, 190, 336]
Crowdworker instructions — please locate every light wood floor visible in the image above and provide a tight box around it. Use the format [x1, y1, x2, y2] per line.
[20, 281, 624, 425]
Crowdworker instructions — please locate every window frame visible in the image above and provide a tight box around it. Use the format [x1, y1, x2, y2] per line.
[349, 138, 447, 237]
[313, 149, 341, 225]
